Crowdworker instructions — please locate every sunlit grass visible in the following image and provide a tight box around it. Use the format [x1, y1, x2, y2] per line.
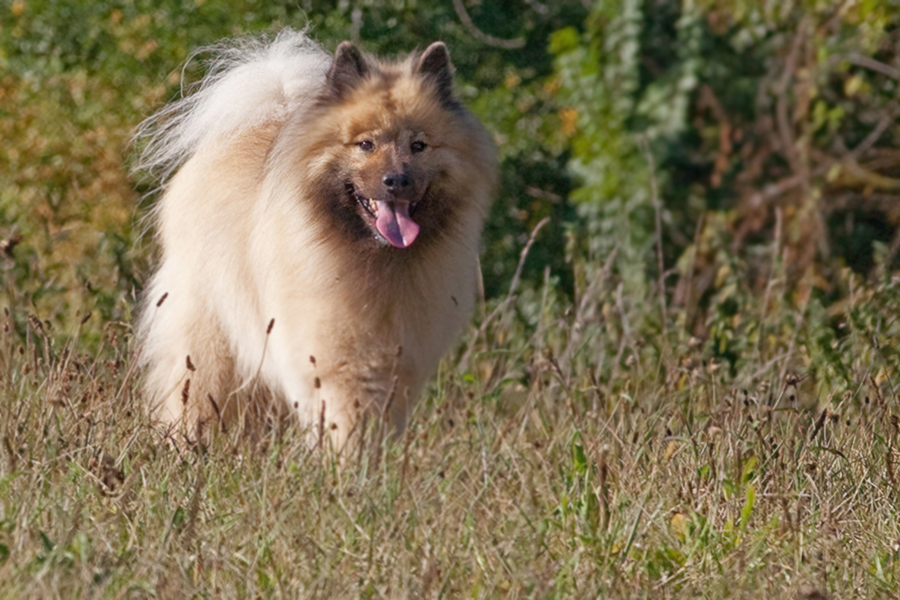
[2, 262, 898, 599]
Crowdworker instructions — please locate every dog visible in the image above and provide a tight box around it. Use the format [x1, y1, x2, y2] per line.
[135, 30, 497, 449]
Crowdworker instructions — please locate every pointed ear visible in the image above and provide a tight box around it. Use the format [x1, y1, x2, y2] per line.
[417, 42, 454, 101]
[328, 41, 368, 96]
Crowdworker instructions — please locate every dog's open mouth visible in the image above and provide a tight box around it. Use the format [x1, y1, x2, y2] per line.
[349, 185, 421, 249]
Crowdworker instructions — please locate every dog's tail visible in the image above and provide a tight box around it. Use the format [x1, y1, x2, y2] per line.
[134, 28, 330, 183]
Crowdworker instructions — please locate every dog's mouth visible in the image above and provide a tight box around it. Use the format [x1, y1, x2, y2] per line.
[348, 184, 421, 249]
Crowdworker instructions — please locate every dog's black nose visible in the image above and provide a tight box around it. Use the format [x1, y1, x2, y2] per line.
[382, 173, 411, 191]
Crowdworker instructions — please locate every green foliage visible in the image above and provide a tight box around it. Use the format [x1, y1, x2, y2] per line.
[3, 0, 897, 334]
[550, 0, 900, 353]
[550, 0, 663, 302]
[1, 0, 589, 321]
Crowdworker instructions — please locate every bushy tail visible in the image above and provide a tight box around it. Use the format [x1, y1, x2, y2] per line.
[134, 28, 330, 183]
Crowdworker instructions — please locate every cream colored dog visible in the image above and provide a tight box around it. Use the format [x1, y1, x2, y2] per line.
[136, 30, 496, 448]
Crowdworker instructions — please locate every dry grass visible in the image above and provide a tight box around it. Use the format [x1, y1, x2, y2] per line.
[1, 257, 899, 600]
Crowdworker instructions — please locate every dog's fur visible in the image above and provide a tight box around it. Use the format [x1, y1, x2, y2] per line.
[135, 30, 496, 448]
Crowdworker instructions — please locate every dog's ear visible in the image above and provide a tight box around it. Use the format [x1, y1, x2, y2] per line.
[417, 42, 454, 102]
[328, 41, 368, 96]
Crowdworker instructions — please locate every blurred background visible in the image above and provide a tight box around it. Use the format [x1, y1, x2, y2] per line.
[1, 0, 898, 355]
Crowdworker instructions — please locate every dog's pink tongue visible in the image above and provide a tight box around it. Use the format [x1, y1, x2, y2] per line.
[375, 201, 419, 248]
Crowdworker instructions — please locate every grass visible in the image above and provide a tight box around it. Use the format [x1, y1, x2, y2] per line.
[2, 252, 900, 599]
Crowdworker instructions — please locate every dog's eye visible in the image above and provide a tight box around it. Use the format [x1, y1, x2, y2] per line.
[357, 140, 375, 152]
[410, 141, 427, 154]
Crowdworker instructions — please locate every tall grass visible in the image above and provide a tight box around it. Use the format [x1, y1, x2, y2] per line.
[1, 247, 899, 599]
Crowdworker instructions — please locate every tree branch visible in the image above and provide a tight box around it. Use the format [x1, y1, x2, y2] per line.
[452, 0, 525, 49]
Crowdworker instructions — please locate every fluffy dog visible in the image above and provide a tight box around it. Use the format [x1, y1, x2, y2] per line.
[135, 30, 496, 448]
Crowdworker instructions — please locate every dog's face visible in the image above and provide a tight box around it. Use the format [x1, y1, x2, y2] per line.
[341, 110, 436, 249]
[328, 41, 458, 250]
[293, 41, 494, 252]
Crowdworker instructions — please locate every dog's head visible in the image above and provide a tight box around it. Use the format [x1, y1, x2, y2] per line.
[289, 41, 496, 251]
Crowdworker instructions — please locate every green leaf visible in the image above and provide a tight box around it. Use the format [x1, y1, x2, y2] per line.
[740, 485, 755, 532]
[549, 27, 580, 55]
[39, 531, 53, 553]
[572, 440, 588, 476]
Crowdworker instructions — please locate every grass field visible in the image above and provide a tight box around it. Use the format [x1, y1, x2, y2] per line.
[2, 249, 899, 599]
